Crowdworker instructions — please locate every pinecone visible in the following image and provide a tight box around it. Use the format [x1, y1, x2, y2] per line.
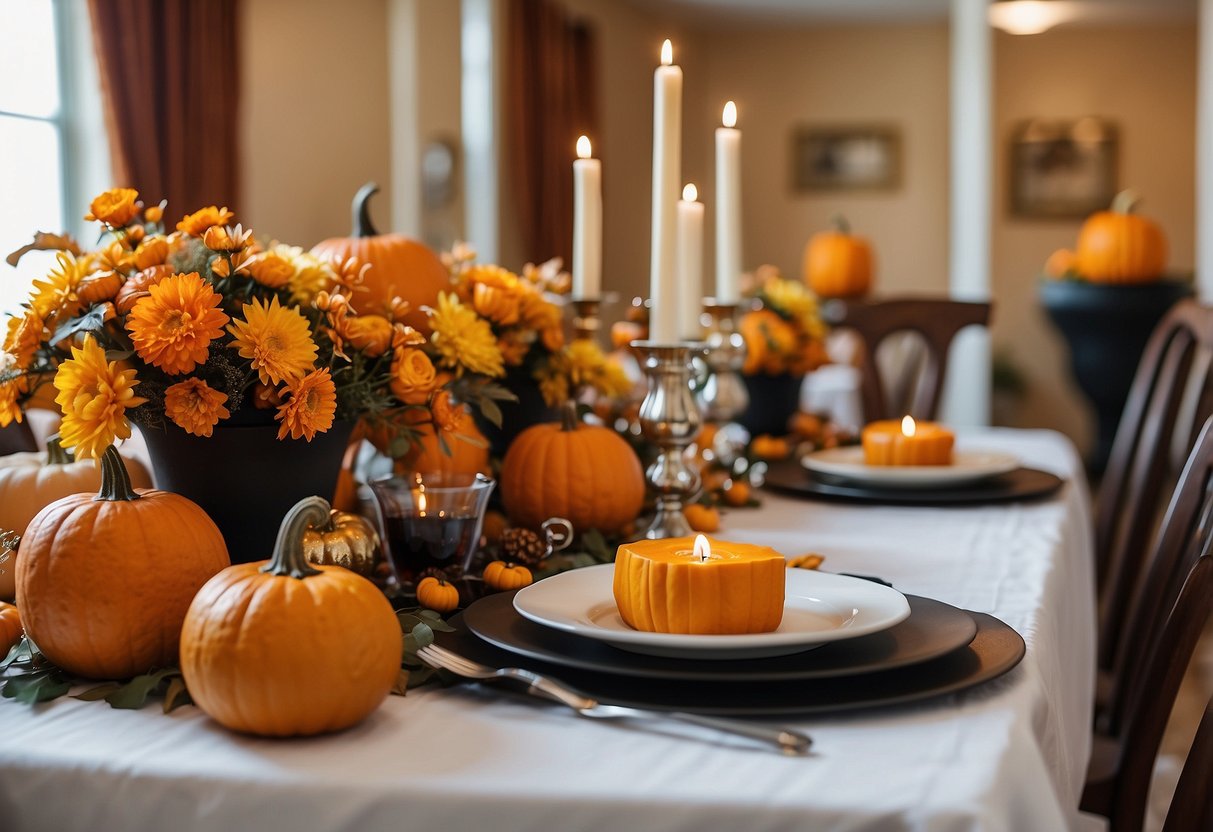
[501, 527, 547, 567]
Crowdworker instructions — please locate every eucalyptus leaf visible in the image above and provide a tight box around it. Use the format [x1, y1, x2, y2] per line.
[3, 671, 71, 704]
[105, 668, 179, 710]
[72, 683, 122, 702]
[478, 397, 503, 428]
[426, 619, 456, 634]
[411, 622, 435, 649]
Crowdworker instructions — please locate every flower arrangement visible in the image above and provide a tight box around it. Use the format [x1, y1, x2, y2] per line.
[0, 189, 500, 460]
[739, 265, 829, 376]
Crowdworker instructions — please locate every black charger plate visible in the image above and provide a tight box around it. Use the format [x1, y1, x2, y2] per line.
[435, 610, 1026, 717]
[461, 591, 978, 682]
[763, 461, 1064, 507]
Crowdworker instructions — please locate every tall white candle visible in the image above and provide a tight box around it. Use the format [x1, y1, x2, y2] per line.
[677, 183, 704, 340]
[715, 100, 742, 305]
[649, 38, 683, 343]
[572, 135, 602, 300]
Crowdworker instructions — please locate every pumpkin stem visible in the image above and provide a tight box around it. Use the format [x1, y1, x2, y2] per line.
[830, 214, 851, 235]
[96, 445, 140, 502]
[352, 182, 381, 237]
[1111, 189, 1141, 214]
[45, 435, 74, 466]
[560, 400, 580, 432]
[262, 496, 330, 579]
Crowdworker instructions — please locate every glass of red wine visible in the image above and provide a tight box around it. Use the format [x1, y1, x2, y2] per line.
[368, 471, 495, 585]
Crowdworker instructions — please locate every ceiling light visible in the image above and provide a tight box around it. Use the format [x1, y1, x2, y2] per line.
[988, 1, 1070, 36]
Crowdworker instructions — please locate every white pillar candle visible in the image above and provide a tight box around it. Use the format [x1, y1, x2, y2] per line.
[715, 100, 742, 306]
[677, 183, 704, 340]
[572, 135, 602, 300]
[649, 38, 683, 343]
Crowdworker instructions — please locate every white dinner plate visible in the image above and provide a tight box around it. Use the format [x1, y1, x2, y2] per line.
[512, 564, 911, 659]
[801, 446, 1020, 489]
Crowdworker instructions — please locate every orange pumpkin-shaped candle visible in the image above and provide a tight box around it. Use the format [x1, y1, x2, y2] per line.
[16, 446, 228, 679]
[311, 183, 450, 331]
[1075, 190, 1168, 284]
[862, 416, 953, 466]
[614, 535, 785, 635]
[501, 402, 645, 534]
[803, 215, 873, 299]
[180, 497, 402, 737]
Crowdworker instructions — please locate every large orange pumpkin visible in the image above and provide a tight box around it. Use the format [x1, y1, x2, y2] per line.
[1075, 190, 1168, 284]
[311, 183, 450, 331]
[500, 403, 645, 534]
[396, 413, 490, 477]
[180, 496, 402, 737]
[803, 215, 873, 299]
[15, 447, 229, 679]
[0, 439, 152, 600]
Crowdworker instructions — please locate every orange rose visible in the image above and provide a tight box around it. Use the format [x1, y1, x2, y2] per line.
[134, 236, 169, 270]
[345, 315, 394, 357]
[390, 347, 437, 404]
[430, 389, 462, 434]
[247, 251, 295, 289]
[85, 188, 140, 227]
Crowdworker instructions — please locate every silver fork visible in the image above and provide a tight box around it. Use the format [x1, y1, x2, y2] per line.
[417, 642, 811, 755]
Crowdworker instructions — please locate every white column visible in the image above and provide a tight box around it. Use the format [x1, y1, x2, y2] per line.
[1199, 0, 1213, 300]
[941, 0, 992, 427]
[461, 0, 499, 262]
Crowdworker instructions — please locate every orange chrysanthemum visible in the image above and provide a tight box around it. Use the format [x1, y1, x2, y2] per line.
[164, 378, 230, 437]
[227, 295, 318, 385]
[126, 272, 230, 375]
[176, 206, 235, 237]
[53, 335, 147, 460]
[84, 188, 140, 227]
[275, 368, 337, 441]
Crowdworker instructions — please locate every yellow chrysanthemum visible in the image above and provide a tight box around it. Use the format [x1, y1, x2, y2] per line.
[228, 295, 318, 385]
[177, 206, 236, 237]
[164, 378, 230, 437]
[84, 188, 140, 227]
[283, 245, 338, 303]
[537, 371, 569, 410]
[276, 368, 336, 441]
[762, 276, 826, 340]
[53, 335, 146, 460]
[29, 252, 89, 325]
[4, 312, 43, 371]
[126, 272, 230, 375]
[426, 292, 504, 378]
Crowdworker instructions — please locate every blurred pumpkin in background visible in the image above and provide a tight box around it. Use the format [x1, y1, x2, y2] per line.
[803, 215, 873, 299]
[1074, 190, 1167, 284]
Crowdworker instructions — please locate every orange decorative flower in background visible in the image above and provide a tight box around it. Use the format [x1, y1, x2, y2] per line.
[177, 206, 235, 237]
[228, 295, 318, 385]
[127, 272, 230, 375]
[84, 188, 140, 227]
[29, 252, 88, 326]
[53, 335, 147, 459]
[134, 236, 170, 270]
[344, 314, 394, 358]
[276, 368, 336, 441]
[390, 347, 437, 404]
[164, 378, 230, 437]
[246, 250, 294, 289]
[430, 389, 462, 433]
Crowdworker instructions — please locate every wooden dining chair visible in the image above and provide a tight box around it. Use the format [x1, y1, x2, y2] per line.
[1161, 694, 1213, 832]
[1095, 300, 1213, 675]
[0, 419, 37, 456]
[1082, 417, 1213, 830]
[821, 297, 991, 420]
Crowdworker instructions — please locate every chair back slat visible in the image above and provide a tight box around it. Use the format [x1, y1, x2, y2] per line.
[1162, 696, 1213, 832]
[823, 297, 991, 421]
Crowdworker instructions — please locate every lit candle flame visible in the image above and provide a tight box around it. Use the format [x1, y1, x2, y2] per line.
[417, 491, 427, 515]
[576, 135, 592, 159]
[722, 100, 737, 128]
[660, 38, 673, 66]
[901, 415, 916, 437]
[694, 534, 711, 563]
[682, 183, 698, 202]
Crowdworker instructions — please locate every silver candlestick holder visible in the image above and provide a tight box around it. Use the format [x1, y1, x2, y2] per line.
[632, 340, 706, 539]
[696, 300, 749, 424]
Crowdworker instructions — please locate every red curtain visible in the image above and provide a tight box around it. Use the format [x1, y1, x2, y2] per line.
[87, 0, 241, 216]
[506, 0, 599, 266]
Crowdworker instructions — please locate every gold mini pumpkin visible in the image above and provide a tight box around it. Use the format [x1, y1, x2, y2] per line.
[302, 510, 379, 576]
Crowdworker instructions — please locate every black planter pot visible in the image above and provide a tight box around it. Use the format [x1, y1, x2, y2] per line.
[1040, 278, 1193, 474]
[139, 411, 354, 564]
[476, 364, 558, 457]
[739, 373, 805, 437]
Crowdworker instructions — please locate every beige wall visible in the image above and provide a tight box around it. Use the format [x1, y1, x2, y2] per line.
[993, 25, 1196, 452]
[239, 0, 393, 247]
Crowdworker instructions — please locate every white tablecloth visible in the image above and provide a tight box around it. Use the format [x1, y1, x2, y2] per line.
[0, 429, 1095, 832]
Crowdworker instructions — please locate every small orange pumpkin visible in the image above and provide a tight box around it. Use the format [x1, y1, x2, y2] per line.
[16, 446, 229, 679]
[684, 504, 721, 533]
[1075, 191, 1168, 284]
[483, 560, 533, 591]
[115, 264, 174, 314]
[417, 576, 460, 613]
[750, 435, 791, 460]
[180, 497, 402, 737]
[1043, 248, 1077, 279]
[500, 403, 645, 534]
[0, 600, 21, 656]
[803, 215, 873, 299]
[311, 183, 450, 331]
[722, 480, 752, 507]
[77, 271, 123, 304]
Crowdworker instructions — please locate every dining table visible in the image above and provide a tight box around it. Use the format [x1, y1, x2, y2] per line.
[0, 427, 1097, 832]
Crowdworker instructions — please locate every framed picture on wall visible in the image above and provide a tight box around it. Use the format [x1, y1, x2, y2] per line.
[1009, 117, 1118, 219]
[791, 125, 902, 192]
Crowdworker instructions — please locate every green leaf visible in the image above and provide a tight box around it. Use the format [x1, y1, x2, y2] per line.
[3, 670, 71, 704]
[478, 397, 503, 428]
[72, 683, 122, 701]
[105, 668, 179, 709]
[581, 529, 614, 563]
[411, 622, 435, 649]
